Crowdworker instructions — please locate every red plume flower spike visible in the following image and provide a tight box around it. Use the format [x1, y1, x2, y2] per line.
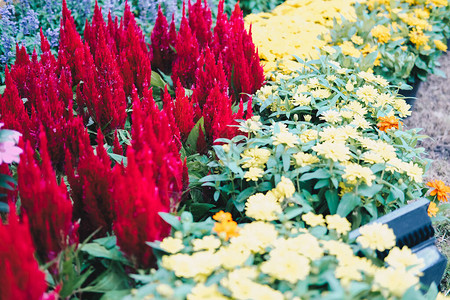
[151, 6, 177, 74]
[188, 0, 213, 49]
[172, 80, 195, 142]
[66, 129, 115, 241]
[18, 129, 78, 265]
[0, 203, 48, 300]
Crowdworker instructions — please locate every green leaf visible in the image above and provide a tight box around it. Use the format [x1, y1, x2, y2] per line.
[284, 207, 304, 220]
[337, 193, 361, 217]
[159, 212, 182, 231]
[150, 71, 167, 89]
[299, 169, 330, 182]
[108, 153, 127, 166]
[186, 117, 205, 154]
[325, 190, 339, 214]
[81, 243, 128, 264]
[0, 202, 9, 213]
[0, 85, 6, 95]
[357, 183, 383, 198]
[100, 290, 132, 300]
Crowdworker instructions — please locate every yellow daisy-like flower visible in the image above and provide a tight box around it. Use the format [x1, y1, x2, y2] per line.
[273, 131, 300, 148]
[244, 167, 265, 181]
[409, 28, 429, 49]
[312, 141, 351, 162]
[319, 110, 342, 123]
[326, 214, 351, 235]
[241, 147, 271, 169]
[343, 163, 376, 186]
[293, 152, 320, 167]
[434, 39, 448, 52]
[160, 237, 185, 254]
[299, 129, 319, 143]
[428, 202, 439, 217]
[311, 88, 332, 99]
[351, 34, 364, 45]
[192, 236, 221, 252]
[356, 223, 396, 251]
[385, 246, 424, 274]
[261, 249, 310, 283]
[373, 267, 420, 297]
[340, 41, 361, 58]
[429, 0, 448, 7]
[271, 176, 296, 200]
[302, 211, 326, 227]
[371, 25, 391, 43]
[291, 93, 312, 106]
[245, 193, 282, 221]
[187, 283, 228, 300]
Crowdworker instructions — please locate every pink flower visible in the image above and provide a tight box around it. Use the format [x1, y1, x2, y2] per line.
[0, 141, 22, 164]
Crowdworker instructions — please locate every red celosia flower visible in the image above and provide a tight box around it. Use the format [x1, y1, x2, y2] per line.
[18, 130, 78, 264]
[171, 5, 200, 89]
[161, 86, 182, 151]
[151, 6, 177, 74]
[113, 130, 124, 156]
[0, 203, 48, 300]
[172, 80, 195, 142]
[188, 0, 213, 48]
[113, 90, 188, 268]
[66, 129, 115, 241]
[191, 47, 229, 109]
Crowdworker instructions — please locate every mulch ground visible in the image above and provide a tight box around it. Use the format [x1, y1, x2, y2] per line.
[404, 51, 450, 294]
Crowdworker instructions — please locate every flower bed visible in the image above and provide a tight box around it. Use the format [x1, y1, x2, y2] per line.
[0, 0, 449, 299]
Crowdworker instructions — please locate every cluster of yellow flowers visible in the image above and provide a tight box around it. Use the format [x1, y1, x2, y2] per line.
[244, 0, 357, 73]
[152, 209, 434, 299]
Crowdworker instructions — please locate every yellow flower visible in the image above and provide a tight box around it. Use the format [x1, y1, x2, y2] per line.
[291, 93, 312, 106]
[311, 88, 331, 99]
[434, 39, 448, 51]
[216, 244, 250, 269]
[302, 212, 326, 227]
[356, 85, 378, 103]
[340, 41, 361, 57]
[361, 44, 378, 56]
[385, 246, 424, 274]
[351, 115, 371, 129]
[392, 99, 412, 118]
[409, 28, 429, 49]
[222, 144, 230, 153]
[428, 202, 439, 217]
[351, 34, 364, 45]
[245, 193, 282, 221]
[273, 131, 300, 148]
[326, 214, 351, 235]
[232, 222, 278, 253]
[375, 93, 395, 107]
[160, 237, 185, 254]
[429, 0, 448, 7]
[187, 283, 228, 300]
[293, 152, 320, 167]
[342, 163, 376, 186]
[241, 147, 271, 168]
[299, 129, 319, 143]
[240, 116, 263, 133]
[261, 250, 310, 283]
[319, 110, 342, 123]
[312, 141, 351, 162]
[357, 223, 396, 251]
[373, 267, 420, 297]
[335, 264, 363, 286]
[271, 176, 296, 200]
[244, 167, 265, 181]
[404, 161, 424, 183]
[371, 25, 391, 43]
[192, 236, 221, 252]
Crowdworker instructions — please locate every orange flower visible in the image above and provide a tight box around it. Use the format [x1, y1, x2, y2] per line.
[213, 211, 233, 223]
[213, 220, 240, 240]
[377, 116, 402, 132]
[427, 202, 439, 217]
[212, 211, 239, 240]
[426, 180, 450, 202]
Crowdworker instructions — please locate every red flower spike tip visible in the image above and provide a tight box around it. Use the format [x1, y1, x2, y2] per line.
[151, 6, 177, 74]
[0, 203, 48, 300]
[173, 80, 195, 142]
[188, 0, 213, 49]
[18, 130, 78, 265]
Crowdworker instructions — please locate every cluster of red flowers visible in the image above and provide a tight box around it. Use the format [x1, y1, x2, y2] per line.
[152, 0, 264, 148]
[0, 0, 263, 286]
[0, 204, 49, 300]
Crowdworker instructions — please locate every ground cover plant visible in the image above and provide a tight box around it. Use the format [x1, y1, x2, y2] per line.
[0, 0, 449, 298]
